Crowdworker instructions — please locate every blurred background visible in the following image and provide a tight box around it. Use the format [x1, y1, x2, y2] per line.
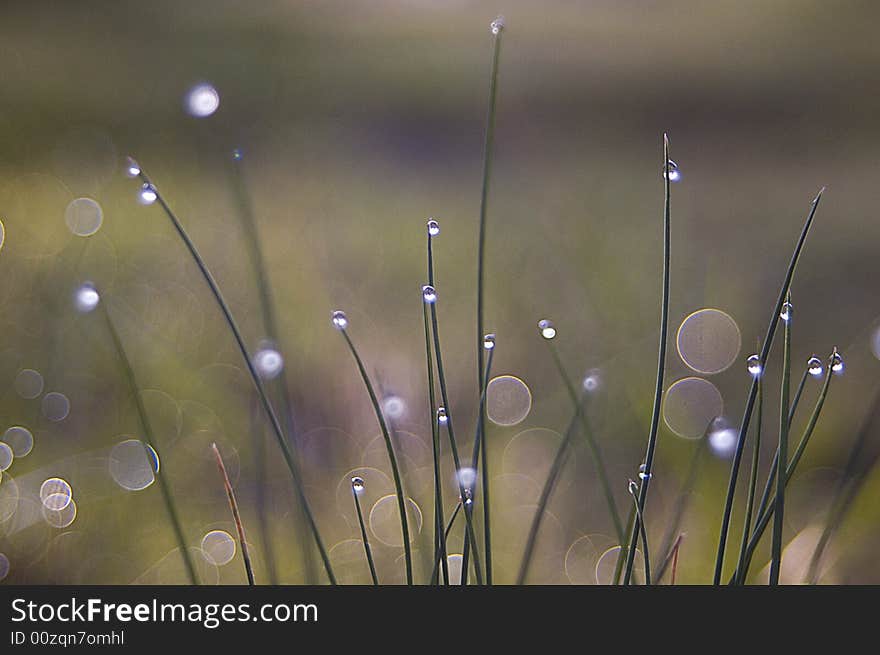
[1, 0, 879, 584]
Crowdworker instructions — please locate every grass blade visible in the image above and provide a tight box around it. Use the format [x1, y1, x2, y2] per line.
[350, 477, 379, 585]
[622, 133, 672, 585]
[713, 187, 824, 584]
[734, 375, 763, 583]
[769, 297, 792, 585]
[430, 502, 464, 584]
[476, 18, 504, 584]
[133, 166, 336, 584]
[627, 479, 651, 585]
[337, 326, 413, 585]
[731, 349, 835, 583]
[212, 442, 255, 585]
[544, 334, 624, 543]
[100, 300, 198, 584]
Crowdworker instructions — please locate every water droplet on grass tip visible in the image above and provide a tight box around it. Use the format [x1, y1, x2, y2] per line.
[351, 476, 365, 493]
[125, 156, 141, 178]
[253, 345, 284, 380]
[331, 310, 348, 330]
[638, 464, 651, 481]
[74, 283, 100, 313]
[663, 160, 681, 182]
[538, 319, 556, 339]
[138, 183, 157, 205]
[437, 407, 448, 424]
[807, 356, 823, 377]
[427, 218, 440, 236]
[457, 467, 477, 489]
[780, 301, 793, 323]
[831, 351, 844, 374]
[490, 17, 505, 35]
[422, 285, 437, 304]
[747, 354, 762, 377]
[483, 333, 496, 350]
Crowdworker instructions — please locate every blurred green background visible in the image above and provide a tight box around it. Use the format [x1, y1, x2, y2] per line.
[1, 0, 880, 584]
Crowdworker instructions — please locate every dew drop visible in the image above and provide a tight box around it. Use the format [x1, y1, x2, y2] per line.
[780, 301, 793, 323]
[232, 148, 243, 161]
[138, 183, 157, 205]
[422, 285, 437, 304]
[831, 351, 844, 374]
[490, 16, 505, 35]
[747, 354, 762, 377]
[709, 424, 739, 459]
[483, 333, 496, 350]
[807, 356, 823, 377]
[124, 156, 141, 178]
[663, 160, 681, 182]
[638, 463, 651, 481]
[351, 476, 365, 494]
[427, 218, 440, 237]
[253, 345, 284, 380]
[538, 319, 556, 340]
[331, 310, 348, 330]
[74, 282, 100, 313]
[457, 467, 477, 489]
[437, 407, 448, 425]
[582, 368, 602, 393]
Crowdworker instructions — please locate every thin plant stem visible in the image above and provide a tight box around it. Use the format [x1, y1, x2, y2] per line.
[429, 300, 484, 584]
[250, 393, 278, 585]
[517, 392, 584, 584]
[613, 505, 636, 585]
[338, 329, 413, 585]
[212, 443, 255, 585]
[229, 154, 309, 583]
[352, 485, 379, 586]
[769, 298, 792, 585]
[430, 502, 464, 584]
[806, 387, 880, 583]
[627, 480, 651, 585]
[462, 347, 494, 586]
[713, 188, 824, 584]
[623, 133, 672, 586]
[546, 339, 625, 543]
[100, 301, 198, 584]
[735, 376, 763, 583]
[423, 299, 448, 585]
[669, 534, 683, 585]
[136, 169, 336, 584]
[731, 352, 835, 583]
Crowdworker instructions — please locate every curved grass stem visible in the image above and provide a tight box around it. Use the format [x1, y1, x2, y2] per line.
[713, 188, 824, 584]
[622, 134, 672, 585]
[769, 303, 792, 586]
[100, 302, 198, 584]
[212, 443, 255, 585]
[430, 502, 464, 584]
[628, 480, 651, 585]
[734, 376, 763, 584]
[338, 329, 413, 585]
[136, 169, 336, 584]
[352, 484, 379, 585]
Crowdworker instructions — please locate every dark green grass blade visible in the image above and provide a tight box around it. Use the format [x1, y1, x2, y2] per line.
[429, 301, 484, 584]
[734, 376, 763, 583]
[806, 387, 880, 583]
[423, 300, 448, 585]
[613, 505, 637, 585]
[212, 443, 255, 585]
[769, 299, 792, 585]
[628, 480, 651, 585]
[352, 485, 379, 585]
[732, 353, 835, 583]
[101, 302, 198, 584]
[430, 502, 464, 584]
[136, 169, 336, 584]
[517, 392, 584, 584]
[339, 329, 413, 585]
[623, 134, 672, 585]
[546, 339, 625, 543]
[713, 188, 824, 584]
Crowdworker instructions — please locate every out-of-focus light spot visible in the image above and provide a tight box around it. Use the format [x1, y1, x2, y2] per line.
[3, 427, 34, 457]
[596, 546, 645, 584]
[662, 377, 724, 439]
[42, 392, 70, 422]
[0, 443, 12, 471]
[253, 345, 284, 380]
[368, 495, 422, 547]
[185, 83, 220, 117]
[487, 375, 532, 426]
[709, 424, 739, 459]
[0, 473, 20, 523]
[109, 438, 159, 491]
[42, 498, 77, 528]
[14, 369, 44, 399]
[676, 308, 741, 375]
[382, 395, 406, 420]
[74, 283, 100, 313]
[40, 478, 72, 511]
[64, 197, 103, 237]
[201, 530, 236, 565]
